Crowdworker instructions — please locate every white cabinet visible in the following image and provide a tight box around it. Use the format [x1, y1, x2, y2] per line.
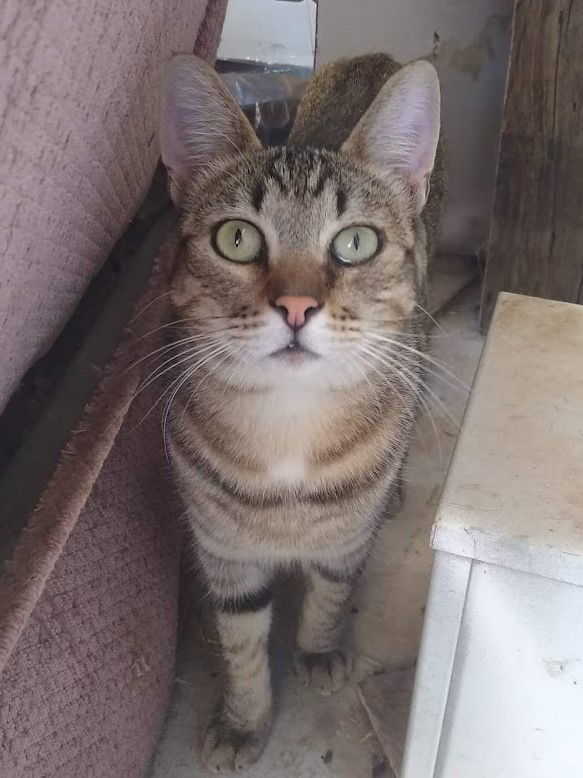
[402, 293, 583, 778]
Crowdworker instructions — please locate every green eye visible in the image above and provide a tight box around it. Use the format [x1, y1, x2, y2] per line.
[331, 226, 380, 265]
[214, 220, 263, 263]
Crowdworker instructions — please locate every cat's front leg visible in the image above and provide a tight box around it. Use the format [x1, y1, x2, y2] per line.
[295, 554, 364, 696]
[198, 549, 273, 773]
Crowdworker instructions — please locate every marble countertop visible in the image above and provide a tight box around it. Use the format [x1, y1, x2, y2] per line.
[433, 293, 583, 586]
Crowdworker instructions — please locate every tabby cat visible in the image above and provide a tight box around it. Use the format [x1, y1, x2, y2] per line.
[159, 52, 442, 772]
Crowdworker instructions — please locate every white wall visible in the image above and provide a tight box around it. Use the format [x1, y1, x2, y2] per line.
[316, 0, 513, 254]
[218, 0, 317, 68]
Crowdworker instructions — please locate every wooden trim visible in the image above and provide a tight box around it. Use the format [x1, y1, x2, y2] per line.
[481, 0, 583, 330]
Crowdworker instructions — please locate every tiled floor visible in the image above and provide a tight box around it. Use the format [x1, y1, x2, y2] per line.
[150, 282, 485, 777]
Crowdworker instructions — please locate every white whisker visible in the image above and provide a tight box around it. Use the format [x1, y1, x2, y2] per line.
[414, 301, 446, 333]
[162, 344, 233, 461]
[132, 291, 173, 321]
[361, 342, 458, 432]
[134, 340, 228, 398]
[134, 343, 231, 427]
[358, 344, 446, 459]
[365, 331, 470, 391]
[368, 340, 468, 397]
[126, 331, 228, 374]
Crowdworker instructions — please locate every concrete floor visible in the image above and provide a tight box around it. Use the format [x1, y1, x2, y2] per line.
[150, 282, 485, 777]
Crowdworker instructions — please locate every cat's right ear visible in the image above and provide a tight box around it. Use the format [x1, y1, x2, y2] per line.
[342, 60, 440, 214]
[160, 55, 261, 206]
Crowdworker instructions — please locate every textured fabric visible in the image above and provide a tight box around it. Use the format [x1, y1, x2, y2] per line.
[0, 0, 227, 412]
[0, 4, 227, 770]
[0, 231, 182, 777]
[0, 404, 180, 777]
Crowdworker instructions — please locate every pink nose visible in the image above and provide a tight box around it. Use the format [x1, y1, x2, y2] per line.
[275, 295, 319, 329]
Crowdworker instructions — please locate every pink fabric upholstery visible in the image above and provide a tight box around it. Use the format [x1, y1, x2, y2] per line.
[0, 233, 181, 776]
[0, 1, 227, 772]
[0, 399, 180, 776]
[0, 0, 226, 412]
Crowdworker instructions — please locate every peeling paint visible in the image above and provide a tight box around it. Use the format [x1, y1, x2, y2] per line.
[543, 658, 568, 677]
[432, 13, 511, 80]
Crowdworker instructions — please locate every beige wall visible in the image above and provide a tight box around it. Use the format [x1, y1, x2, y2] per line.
[316, 0, 513, 254]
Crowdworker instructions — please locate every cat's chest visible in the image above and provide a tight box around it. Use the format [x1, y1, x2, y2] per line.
[265, 456, 307, 486]
[221, 386, 330, 484]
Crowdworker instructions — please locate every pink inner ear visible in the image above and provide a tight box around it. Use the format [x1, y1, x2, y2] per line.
[160, 55, 261, 197]
[161, 98, 191, 180]
[160, 59, 199, 181]
[346, 60, 440, 194]
[401, 90, 440, 185]
[160, 56, 228, 183]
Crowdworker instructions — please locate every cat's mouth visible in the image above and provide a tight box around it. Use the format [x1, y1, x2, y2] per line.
[270, 339, 318, 362]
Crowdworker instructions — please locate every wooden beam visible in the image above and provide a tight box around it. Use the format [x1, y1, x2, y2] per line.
[481, 0, 583, 329]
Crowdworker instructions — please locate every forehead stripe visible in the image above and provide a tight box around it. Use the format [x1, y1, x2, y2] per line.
[251, 179, 266, 212]
[312, 168, 331, 198]
[336, 186, 347, 217]
[269, 167, 288, 194]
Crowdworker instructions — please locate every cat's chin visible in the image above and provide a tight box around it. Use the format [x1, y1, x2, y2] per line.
[259, 355, 361, 393]
[269, 343, 319, 365]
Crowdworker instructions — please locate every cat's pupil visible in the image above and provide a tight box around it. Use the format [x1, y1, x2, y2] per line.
[234, 227, 242, 247]
[353, 232, 360, 251]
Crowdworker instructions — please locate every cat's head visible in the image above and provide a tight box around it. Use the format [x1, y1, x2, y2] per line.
[160, 55, 440, 391]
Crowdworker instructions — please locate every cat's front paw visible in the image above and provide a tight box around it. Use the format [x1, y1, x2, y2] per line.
[201, 712, 270, 773]
[294, 649, 353, 696]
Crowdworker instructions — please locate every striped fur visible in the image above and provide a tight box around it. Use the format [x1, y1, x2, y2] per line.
[160, 53, 443, 772]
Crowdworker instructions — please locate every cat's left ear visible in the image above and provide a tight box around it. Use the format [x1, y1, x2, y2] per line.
[160, 54, 261, 206]
[342, 60, 440, 214]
